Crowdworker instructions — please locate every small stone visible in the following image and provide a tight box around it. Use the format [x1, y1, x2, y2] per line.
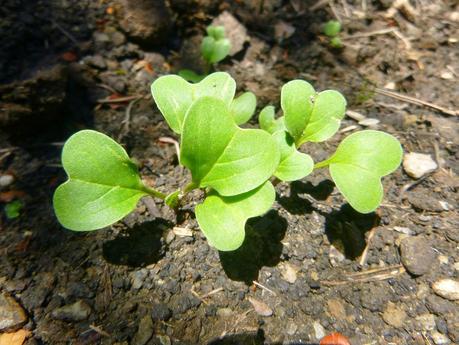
[248, 297, 273, 317]
[216, 308, 233, 318]
[358, 118, 380, 127]
[0, 293, 28, 332]
[131, 315, 153, 345]
[313, 321, 326, 340]
[432, 279, 459, 301]
[93, 32, 110, 43]
[286, 321, 298, 336]
[400, 236, 436, 276]
[415, 313, 436, 331]
[85, 55, 107, 69]
[172, 227, 193, 237]
[327, 299, 346, 320]
[0, 174, 14, 188]
[426, 295, 456, 316]
[403, 152, 438, 179]
[112, 31, 126, 46]
[382, 302, 407, 328]
[280, 263, 298, 284]
[431, 331, 451, 345]
[51, 300, 91, 322]
[131, 269, 148, 290]
[329, 245, 345, 267]
[151, 303, 171, 321]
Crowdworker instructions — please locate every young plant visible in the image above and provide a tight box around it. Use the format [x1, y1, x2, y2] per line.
[53, 72, 402, 252]
[179, 25, 231, 83]
[323, 20, 343, 49]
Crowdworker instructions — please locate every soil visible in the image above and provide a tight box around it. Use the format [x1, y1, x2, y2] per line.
[1, 1, 458, 345]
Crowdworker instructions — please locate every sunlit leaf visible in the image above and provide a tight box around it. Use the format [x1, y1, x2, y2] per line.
[230, 92, 257, 125]
[258, 106, 285, 134]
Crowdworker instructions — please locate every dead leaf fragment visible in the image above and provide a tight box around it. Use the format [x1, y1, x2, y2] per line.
[0, 329, 31, 345]
[248, 297, 273, 317]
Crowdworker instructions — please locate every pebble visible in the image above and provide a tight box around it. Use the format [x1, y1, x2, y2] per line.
[400, 236, 436, 276]
[248, 297, 273, 317]
[416, 313, 436, 331]
[85, 55, 107, 70]
[131, 269, 148, 290]
[328, 245, 346, 267]
[131, 315, 153, 345]
[50, 300, 91, 322]
[327, 299, 346, 320]
[216, 307, 233, 318]
[151, 303, 171, 321]
[403, 152, 438, 179]
[280, 263, 298, 284]
[313, 321, 326, 340]
[431, 331, 451, 345]
[111, 31, 126, 46]
[426, 295, 456, 316]
[0, 293, 28, 332]
[432, 279, 459, 301]
[0, 174, 14, 188]
[382, 302, 407, 328]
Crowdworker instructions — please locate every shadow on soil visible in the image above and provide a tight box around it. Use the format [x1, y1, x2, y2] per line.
[207, 329, 319, 345]
[324, 204, 380, 259]
[103, 219, 171, 267]
[278, 180, 335, 215]
[218, 210, 287, 284]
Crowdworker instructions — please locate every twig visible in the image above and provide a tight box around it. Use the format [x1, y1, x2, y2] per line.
[158, 137, 180, 158]
[342, 27, 395, 39]
[310, 0, 329, 11]
[252, 281, 277, 296]
[328, 1, 342, 22]
[50, 20, 79, 45]
[190, 288, 209, 305]
[322, 265, 405, 286]
[346, 110, 366, 121]
[89, 325, 111, 337]
[97, 95, 143, 104]
[201, 287, 224, 299]
[97, 83, 118, 94]
[340, 0, 351, 16]
[375, 88, 458, 116]
[0, 151, 12, 163]
[359, 227, 377, 266]
[118, 96, 142, 141]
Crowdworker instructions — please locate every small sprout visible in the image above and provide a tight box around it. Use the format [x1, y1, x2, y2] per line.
[330, 36, 343, 49]
[323, 20, 341, 37]
[201, 25, 231, 64]
[53, 71, 402, 252]
[5, 200, 23, 219]
[177, 69, 205, 83]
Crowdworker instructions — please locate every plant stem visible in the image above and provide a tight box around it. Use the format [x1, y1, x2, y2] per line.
[183, 181, 198, 194]
[142, 186, 166, 200]
[314, 159, 331, 169]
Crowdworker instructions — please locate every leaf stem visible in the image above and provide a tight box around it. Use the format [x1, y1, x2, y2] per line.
[314, 159, 332, 169]
[142, 186, 166, 200]
[183, 181, 198, 194]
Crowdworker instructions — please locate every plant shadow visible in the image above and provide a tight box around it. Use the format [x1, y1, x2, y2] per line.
[102, 219, 171, 267]
[324, 204, 380, 260]
[218, 210, 288, 284]
[206, 329, 319, 345]
[278, 180, 335, 215]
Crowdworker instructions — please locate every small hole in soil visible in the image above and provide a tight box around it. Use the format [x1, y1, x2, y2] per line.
[324, 204, 380, 260]
[219, 210, 287, 283]
[102, 219, 171, 267]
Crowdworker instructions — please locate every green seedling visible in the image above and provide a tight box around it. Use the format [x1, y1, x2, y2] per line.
[5, 200, 23, 219]
[323, 20, 343, 48]
[179, 25, 231, 83]
[53, 72, 402, 252]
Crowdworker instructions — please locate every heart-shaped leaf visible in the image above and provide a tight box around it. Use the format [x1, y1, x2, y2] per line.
[325, 130, 402, 213]
[181, 97, 280, 196]
[53, 130, 148, 231]
[259, 105, 286, 134]
[195, 181, 275, 251]
[151, 72, 236, 134]
[230, 91, 257, 125]
[178, 69, 205, 83]
[201, 36, 231, 64]
[282, 80, 346, 145]
[273, 130, 314, 181]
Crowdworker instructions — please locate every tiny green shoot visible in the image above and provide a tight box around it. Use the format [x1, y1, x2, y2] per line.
[53, 72, 402, 252]
[5, 200, 23, 219]
[323, 20, 343, 48]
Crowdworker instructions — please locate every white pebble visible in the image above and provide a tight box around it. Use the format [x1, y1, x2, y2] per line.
[403, 152, 438, 179]
[432, 279, 459, 301]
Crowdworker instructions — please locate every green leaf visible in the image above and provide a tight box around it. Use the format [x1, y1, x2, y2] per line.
[178, 69, 205, 83]
[151, 72, 236, 134]
[207, 25, 226, 40]
[230, 92, 257, 125]
[5, 200, 23, 219]
[259, 106, 285, 134]
[165, 190, 180, 209]
[326, 130, 403, 213]
[272, 131, 314, 182]
[195, 181, 275, 251]
[181, 97, 280, 196]
[282, 80, 346, 145]
[201, 36, 231, 64]
[323, 20, 341, 37]
[53, 130, 148, 231]
[330, 36, 343, 48]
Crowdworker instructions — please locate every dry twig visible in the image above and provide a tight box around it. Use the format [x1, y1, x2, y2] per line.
[252, 281, 277, 296]
[322, 265, 405, 286]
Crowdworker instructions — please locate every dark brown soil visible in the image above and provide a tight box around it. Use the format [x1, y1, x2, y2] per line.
[1, 1, 458, 344]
